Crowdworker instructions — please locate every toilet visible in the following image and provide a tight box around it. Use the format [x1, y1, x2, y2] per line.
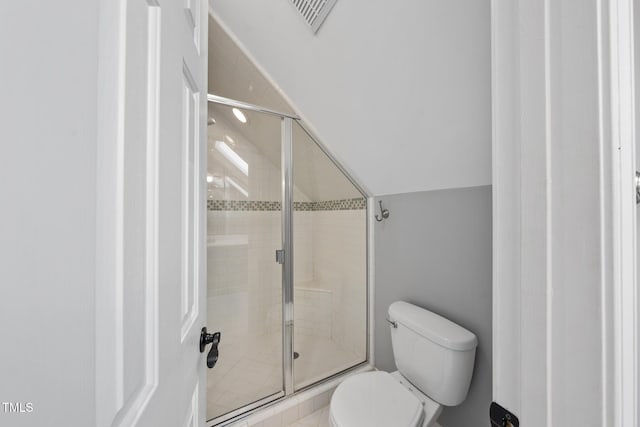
[329, 301, 478, 427]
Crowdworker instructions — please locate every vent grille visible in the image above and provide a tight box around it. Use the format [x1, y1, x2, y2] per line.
[290, 0, 337, 33]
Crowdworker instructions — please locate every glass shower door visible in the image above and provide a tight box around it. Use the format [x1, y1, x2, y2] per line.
[291, 122, 368, 390]
[205, 97, 369, 421]
[206, 102, 284, 422]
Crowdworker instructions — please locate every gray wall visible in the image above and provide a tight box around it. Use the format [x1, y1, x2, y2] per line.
[0, 2, 97, 426]
[374, 186, 492, 427]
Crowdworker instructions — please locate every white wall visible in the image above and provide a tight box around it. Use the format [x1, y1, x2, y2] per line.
[209, 0, 491, 196]
[0, 2, 98, 426]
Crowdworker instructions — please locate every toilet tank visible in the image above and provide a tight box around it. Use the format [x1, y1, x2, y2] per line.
[388, 301, 477, 406]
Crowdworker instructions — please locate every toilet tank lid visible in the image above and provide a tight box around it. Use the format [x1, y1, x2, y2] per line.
[388, 301, 478, 351]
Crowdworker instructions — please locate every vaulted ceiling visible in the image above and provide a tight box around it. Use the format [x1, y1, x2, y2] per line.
[207, 17, 362, 202]
[208, 0, 491, 196]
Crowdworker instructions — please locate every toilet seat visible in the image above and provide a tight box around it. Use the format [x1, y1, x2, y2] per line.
[329, 371, 425, 427]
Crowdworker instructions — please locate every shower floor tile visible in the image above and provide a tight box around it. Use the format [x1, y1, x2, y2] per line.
[207, 332, 361, 422]
[293, 334, 363, 389]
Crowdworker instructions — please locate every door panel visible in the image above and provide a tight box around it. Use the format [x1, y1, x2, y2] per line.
[180, 64, 202, 342]
[96, 0, 208, 426]
[205, 103, 285, 422]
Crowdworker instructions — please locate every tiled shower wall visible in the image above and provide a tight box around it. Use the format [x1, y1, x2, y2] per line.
[207, 210, 283, 341]
[207, 201, 366, 361]
[309, 209, 366, 359]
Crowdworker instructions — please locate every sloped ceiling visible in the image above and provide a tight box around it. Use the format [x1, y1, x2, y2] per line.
[209, 0, 491, 196]
[208, 18, 363, 202]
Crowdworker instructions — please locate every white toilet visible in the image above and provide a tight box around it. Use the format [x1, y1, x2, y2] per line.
[329, 301, 478, 427]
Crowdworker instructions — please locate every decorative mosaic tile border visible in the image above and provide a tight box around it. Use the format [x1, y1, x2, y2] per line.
[207, 198, 366, 212]
[207, 200, 281, 211]
[313, 198, 366, 211]
[293, 201, 314, 211]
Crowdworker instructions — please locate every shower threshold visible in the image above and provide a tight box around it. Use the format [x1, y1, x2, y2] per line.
[208, 362, 372, 427]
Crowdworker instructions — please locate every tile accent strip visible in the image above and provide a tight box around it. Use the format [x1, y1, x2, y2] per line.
[207, 200, 281, 211]
[207, 198, 366, 212]
[313, 198, 366, 211]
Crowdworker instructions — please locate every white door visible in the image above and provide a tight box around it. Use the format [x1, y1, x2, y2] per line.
[492, 0, 636, 426]
[96, 1, 208, 426]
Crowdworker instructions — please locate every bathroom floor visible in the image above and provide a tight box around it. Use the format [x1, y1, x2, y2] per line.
[287, 407, 330, 427]
[207, 332, 361, 420]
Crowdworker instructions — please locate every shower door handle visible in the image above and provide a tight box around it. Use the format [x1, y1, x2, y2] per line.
[200, 327, 221, 369]
[275, 249, 285, 264]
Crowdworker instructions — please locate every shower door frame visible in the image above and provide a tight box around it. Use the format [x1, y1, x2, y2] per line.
[206, 94, 372, 426]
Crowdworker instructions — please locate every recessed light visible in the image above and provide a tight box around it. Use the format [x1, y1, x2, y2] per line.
[232, 108, 247, 123]
[206, 174, 214, 183]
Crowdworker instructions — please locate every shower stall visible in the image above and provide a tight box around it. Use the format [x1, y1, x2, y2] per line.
[205, 95, 369, 425]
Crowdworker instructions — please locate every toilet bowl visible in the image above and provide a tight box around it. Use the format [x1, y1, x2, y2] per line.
[329, 301, 477, 427]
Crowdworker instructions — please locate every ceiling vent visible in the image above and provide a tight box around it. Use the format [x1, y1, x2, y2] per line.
[290, 0, 337, 33]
